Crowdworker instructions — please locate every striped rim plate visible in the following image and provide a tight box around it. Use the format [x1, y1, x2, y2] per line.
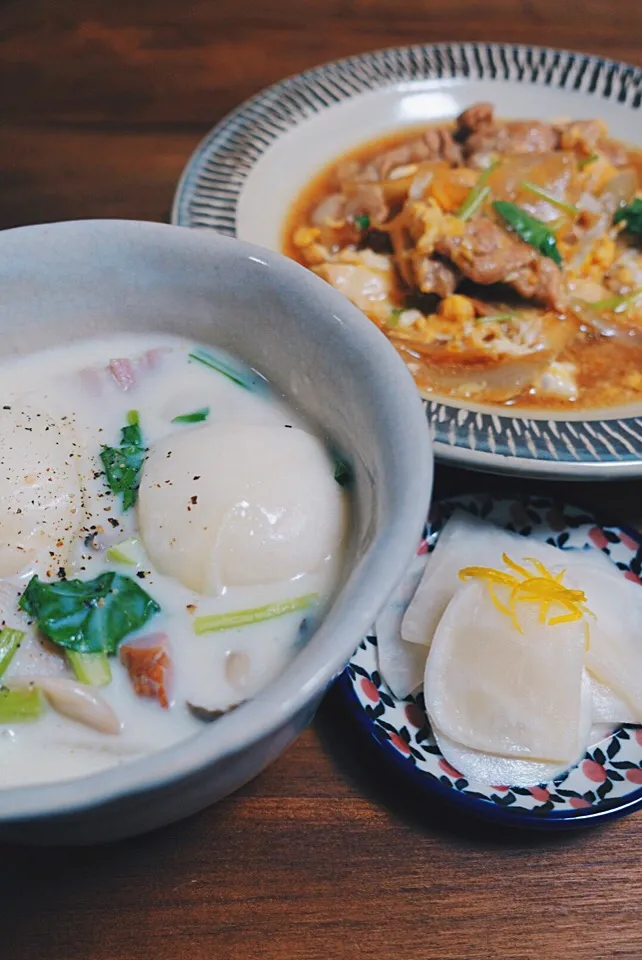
[173, 43, 642, 479]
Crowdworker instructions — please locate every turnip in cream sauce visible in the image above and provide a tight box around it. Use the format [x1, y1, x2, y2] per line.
[0, 335, 348, 787]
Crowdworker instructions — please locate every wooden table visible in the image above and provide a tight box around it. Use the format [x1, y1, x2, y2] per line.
[2, 3, 642, 958]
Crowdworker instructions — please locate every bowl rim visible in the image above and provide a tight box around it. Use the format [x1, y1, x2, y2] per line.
[0, 219, 433, 821]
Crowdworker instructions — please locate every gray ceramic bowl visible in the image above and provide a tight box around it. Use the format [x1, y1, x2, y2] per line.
[0, 220, 432, 844]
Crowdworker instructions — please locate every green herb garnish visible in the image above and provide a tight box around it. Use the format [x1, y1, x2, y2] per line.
[100, 410, 146, 511]
[194, 594, 318, 635]
[188, 347, 263, 391]
[457, 160, 500, 221]
[521, 181, 578, 217]
[614, 198, 642, 234]
[354, 214, 371, 231]
[578, 153, 599, 170]
[172, 407, 210, 424]
[19, 573, 160, 656]
[333, 457, 352, 487]
[387, 306, 404, 328]
[584, 288, 642, 313]
[0, 628, 24, 679]
[493, 200, 563, 265]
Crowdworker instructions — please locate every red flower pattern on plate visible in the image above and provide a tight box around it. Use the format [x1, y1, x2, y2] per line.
[360, 677, 379, 703]
[582, 760, 607, 783]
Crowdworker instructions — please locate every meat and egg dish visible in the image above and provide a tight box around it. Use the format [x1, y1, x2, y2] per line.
[285, 103, 642, 408]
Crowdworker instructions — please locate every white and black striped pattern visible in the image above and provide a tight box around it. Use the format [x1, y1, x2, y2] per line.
[172, 42, 642, 475]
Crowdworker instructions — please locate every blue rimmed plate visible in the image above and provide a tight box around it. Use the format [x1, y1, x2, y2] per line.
[336, 493, 642, 830]
[172, 42, 642, 478]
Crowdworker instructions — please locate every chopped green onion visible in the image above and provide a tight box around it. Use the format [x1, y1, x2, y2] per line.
[172, 407, 210, 424]
[0, 628, 24, 678]
[67, 651, 112, 687]
[457, 160, 500, 221]
[194, 594, 318, 635]
[106, 538, 142, 566]
[520, 181, 578, 218]
[578, 153, 599, 170]
[354, 214, 371, 231]
[188, 348, 262, 391]
[457, 185, 491, 222]
[126, 409, 139, 427]
[0, 686, 45, 723]
[585, 288, 642, 313]
[493, 201, 563, 266]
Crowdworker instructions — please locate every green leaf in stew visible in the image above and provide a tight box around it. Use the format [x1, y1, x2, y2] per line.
[172, 407, 210, 424]
[100, 409, 146, 510]
[19, 573, 160, 656]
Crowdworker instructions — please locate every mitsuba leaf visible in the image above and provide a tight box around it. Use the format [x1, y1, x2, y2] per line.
[493, 200, 563, 265]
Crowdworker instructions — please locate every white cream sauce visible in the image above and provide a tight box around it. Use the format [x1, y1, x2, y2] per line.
[0, 334, 347, 787]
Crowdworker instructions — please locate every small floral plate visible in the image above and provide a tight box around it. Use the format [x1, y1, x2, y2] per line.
[336, 493, 642, 829]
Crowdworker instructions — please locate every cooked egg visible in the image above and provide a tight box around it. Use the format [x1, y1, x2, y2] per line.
[0, 406, 83, 577]
[138, 423, 347, 595]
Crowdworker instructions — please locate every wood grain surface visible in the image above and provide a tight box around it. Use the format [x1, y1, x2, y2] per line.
[2, 2, 642, 958]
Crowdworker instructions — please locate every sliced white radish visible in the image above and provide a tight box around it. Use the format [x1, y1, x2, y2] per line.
[402, 511, 616, 650]
[563, 563, 642, 721]
[589, 673, 637, 725]
[424, 578, 586, 762]
[432, 669, 593, 787]
[375, 553, 428, 699]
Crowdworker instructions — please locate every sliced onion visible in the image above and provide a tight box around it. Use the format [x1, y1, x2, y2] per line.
[390, 313, 575, 402]
[394, 345, 551, 402]
[599, 168, 637, 217]
[567, 170, 638, 272]
[568, 297, 642, 345]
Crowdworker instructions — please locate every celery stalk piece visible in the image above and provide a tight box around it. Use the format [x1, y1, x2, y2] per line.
[0, 686, 45, 722]
[67, 651, 112, 687]
[106, 538, 142, 566]
[0, 627, 25, 678]
[194, 594, 318, 635]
